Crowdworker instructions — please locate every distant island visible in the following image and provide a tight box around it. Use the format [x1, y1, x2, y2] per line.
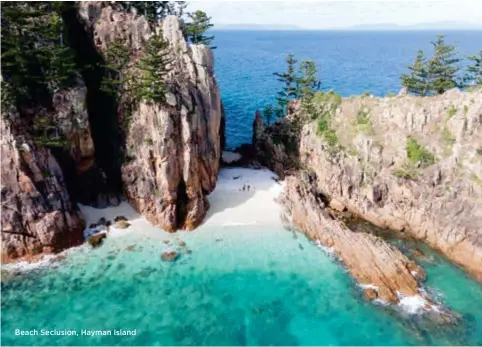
[213, 23, 303, 31]
[212, 21, 482, 31]
[346, 21, 482, 31]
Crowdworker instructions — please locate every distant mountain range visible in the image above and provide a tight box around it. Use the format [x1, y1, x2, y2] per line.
[213, 23, 303, 31]
[213, 21, 482, 31]
[346, 21, 482, 31]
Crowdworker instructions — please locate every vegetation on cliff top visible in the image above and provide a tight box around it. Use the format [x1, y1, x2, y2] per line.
[1, 1, 214, 149]
[401, 35, 481, 96]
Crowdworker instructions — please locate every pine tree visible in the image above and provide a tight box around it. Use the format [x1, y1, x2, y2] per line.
[401, 50, 430, 96]
[1, 2, 78, 102]
[263, 104, 274, 125]
[273, 54, 299, 111]
[135, 32, 172, 102]
[101, 38, 133, 95]
[298, 60, 321, 116]
[427, 35, 460, 94]
[466, 51, 482, 87]
[185, 11, 215, 46]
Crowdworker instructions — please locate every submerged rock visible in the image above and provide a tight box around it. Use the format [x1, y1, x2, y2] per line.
[161, 251, 180, 262]
[410, 248, 425, 258]
[88, 233, 107, 248]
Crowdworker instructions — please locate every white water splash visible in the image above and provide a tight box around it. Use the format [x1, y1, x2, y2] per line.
[397, 292, 428, 314]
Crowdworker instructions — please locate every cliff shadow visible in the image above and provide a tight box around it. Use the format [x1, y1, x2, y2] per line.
[61, 6, 125, 202]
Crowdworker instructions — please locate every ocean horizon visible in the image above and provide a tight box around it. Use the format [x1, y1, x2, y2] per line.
[211, 29, 482, 147]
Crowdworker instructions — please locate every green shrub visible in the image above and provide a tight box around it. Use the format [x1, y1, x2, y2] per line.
[144, 138, 153, 145]
[471, 173, 482, 186]
[477, 147, 482, 156]
[446, 105, 457, 120]
[393, 165, 418, 180]
[355, 107, 373, 135]
[406, 137, 436, 168]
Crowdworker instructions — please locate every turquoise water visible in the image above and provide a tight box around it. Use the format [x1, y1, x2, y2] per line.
[211, 30, 482, 147]
[2, 225, 482, 346]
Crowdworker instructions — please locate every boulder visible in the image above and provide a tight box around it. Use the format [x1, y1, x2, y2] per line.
[114, 215, 128, 223]
[410, 248, 425, 258]
[114, 220, 131, 229]
[161, 250, 180, 262]
[88, 233, 107, 248]
[363, 288, 378, 300]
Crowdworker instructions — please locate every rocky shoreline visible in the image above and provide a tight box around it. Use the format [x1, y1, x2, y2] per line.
[249, 88, 482, 313]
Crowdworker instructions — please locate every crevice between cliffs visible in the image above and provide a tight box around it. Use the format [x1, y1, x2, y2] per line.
[61, 6, 124, 203]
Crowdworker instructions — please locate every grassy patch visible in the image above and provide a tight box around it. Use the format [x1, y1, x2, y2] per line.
[406, 137, 436, 168]
[144, 138, 153, 145]
[355, 107, 373, 135]
[317, 117, 339, 148]
[446, 105, 457, 120]
[464, 105, 469, 116]
[470, 173, 482, 186]
[313, 91, 343, 152]
[393, 165, 418, 180]
[477, 147, 482, 156]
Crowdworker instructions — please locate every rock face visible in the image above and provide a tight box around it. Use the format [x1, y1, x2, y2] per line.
[253, 105, 302, 178]
[1, 112, 85, 262]
[281, 173, 425, 303]
[81, 4, 223, 231]
[258, 89, 482, 283]
[51, 83, 120, 207]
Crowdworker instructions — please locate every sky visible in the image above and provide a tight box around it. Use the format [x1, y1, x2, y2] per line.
[187, 1, 482, 30]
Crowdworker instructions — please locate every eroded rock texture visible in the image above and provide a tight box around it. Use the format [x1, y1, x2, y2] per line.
[1, 111, 85, 262]
[281, 173, 425, 303]
[81, 4, 222, 231]
[257, 89, 482, 282]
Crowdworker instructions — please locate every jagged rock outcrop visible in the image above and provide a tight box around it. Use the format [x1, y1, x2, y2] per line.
[80, 4, 223, 231]
[281, 172, 425, 303]
[253, 105, 302, 178]
[257, 89, 482, 282]
[1, 111, 85, 262]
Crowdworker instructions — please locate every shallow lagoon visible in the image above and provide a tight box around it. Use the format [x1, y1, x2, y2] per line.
[2, 223, 482, 346]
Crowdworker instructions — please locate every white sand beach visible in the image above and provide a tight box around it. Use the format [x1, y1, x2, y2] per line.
[202, 167, 284, 228]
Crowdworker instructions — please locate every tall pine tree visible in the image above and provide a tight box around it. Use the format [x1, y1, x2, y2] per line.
[401, 50, 430, 96]
[466, 51, 482, 87]
[273, 54, 299, 112]
[135, 32, 172, 102]
[427, 35, 460, 94]
[185, 11, 215, 47]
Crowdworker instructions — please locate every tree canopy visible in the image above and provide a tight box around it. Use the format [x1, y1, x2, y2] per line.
[466, 51, 482, 87]
[184, 10, 215, 47]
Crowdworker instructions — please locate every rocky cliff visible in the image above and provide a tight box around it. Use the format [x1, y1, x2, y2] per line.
[79, 3, 223, 231]
[1, 107, 85, 262]
[255, 89, 482, 289]
[1, 2, 224, 260]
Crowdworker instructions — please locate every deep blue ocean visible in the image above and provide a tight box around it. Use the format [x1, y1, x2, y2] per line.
[212, 30, 482, 147]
